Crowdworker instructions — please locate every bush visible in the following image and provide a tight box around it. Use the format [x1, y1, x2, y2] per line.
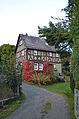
[32, 72, 52, 85]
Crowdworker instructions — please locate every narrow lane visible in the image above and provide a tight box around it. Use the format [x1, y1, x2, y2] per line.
[6, 83, 71, 119]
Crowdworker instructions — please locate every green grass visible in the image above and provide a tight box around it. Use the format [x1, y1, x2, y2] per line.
[23, 81, 34, 85]
[0, 92, 26, 119]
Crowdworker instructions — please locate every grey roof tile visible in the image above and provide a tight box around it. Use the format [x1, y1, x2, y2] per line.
[20, 34, 56, 52]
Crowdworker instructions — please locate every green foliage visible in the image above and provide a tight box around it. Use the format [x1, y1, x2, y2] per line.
[68, 0, 79, 41]
[63, 0, 79, 91]
[0, 44, 22, 96]
[38, 21, 72, 54]
[38, 16, 71, 80]
[70, 72, 75, 93]
[71, 40, 79, 90]
[62, 57, 70, 76]
[32, 72, 52, 85]
[16, 62, 22, 94]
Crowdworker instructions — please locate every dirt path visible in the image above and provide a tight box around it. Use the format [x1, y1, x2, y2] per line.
[6, 83, 71, 119]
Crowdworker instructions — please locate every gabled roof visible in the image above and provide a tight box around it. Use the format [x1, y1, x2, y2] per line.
[15, 34, 57, 53]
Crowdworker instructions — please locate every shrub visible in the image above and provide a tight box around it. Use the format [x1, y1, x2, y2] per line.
[32, 72, 52, 85]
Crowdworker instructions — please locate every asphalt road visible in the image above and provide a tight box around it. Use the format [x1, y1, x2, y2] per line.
[6, 83, 71, 119]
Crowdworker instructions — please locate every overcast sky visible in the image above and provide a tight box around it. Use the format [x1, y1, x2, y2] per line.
[0, 0, 68, 46]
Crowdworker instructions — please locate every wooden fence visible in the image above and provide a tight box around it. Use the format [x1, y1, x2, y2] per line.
[74, 88, 79, 119]
[0, 96, 18, 109]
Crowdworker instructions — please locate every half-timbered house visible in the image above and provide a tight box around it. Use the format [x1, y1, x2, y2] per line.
[15, 34, 62, 75]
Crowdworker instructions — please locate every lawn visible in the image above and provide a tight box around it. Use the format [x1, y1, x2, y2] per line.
[0, 93, 26, 119]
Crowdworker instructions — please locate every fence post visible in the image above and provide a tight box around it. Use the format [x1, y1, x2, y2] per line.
[74, 88, 79, 119]
[78, 90, 79, 118]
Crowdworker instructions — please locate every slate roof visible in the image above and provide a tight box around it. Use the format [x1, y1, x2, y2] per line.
[16, 34, 57, 52]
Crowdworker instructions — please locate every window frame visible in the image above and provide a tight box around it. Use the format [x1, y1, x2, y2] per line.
[34, 63, 38, 71]
[56, 53, 59, 57]
[50, 52, 52, 57]
[34, 50, 37, 56]
[21, 50, 25, 56]
[39, 63, 43, 71]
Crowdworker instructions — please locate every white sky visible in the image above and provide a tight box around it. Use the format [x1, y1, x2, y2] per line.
[0, 0, 68, 46]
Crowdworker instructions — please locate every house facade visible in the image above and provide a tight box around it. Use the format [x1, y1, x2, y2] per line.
[15, 34, 62, 74]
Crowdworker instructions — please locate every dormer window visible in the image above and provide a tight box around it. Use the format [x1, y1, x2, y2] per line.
[34, 50, 37, 55]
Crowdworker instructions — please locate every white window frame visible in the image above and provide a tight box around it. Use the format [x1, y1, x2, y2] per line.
[34, 63, 38, 71]
[39, 63, 43, 71]
[53, 53, 55, 57]
[50, 52, 52, 56]
[53, 64, 56, 70]
[34, 50, 37, 55]
[21, 50, 24, 56]
[56, 53, 59, 57]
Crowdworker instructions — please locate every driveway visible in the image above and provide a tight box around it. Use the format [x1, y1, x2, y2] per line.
[6, 83, 71, 119]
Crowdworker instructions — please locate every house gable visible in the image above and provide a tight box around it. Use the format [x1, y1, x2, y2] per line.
[15, 35, 27, 63]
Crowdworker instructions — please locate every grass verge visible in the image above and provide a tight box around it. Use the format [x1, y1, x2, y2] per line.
[0, 92, 26, 119]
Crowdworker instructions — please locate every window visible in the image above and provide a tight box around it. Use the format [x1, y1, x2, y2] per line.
[34, 63, 38, 70]
[28, 50, 31, 54]
[56, 53, 59, 57]
[21, 50, 24, 56]
[31, 50, 33, 54]
[53, 64, 56, 70]
[34, 63, 43, 71]
[34, 50, 37, 55]
[41, 52, 43, 56]
[53, 53, 55, 57]
[39, 63, 43, 71]
[50, 52, 52, 56]
[38, 51, 41, 55]
[19, 40, 22, 45]
[47, 52, 50, 56]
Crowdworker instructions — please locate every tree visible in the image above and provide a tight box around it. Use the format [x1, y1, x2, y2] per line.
[38, 20, 73, 53]
[38, 17, 72, 76]
[64, 0, 79, 42]
[0, 44, 22, 95]
[64, 0, 79, 91]
[0, 44, 16, 87]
